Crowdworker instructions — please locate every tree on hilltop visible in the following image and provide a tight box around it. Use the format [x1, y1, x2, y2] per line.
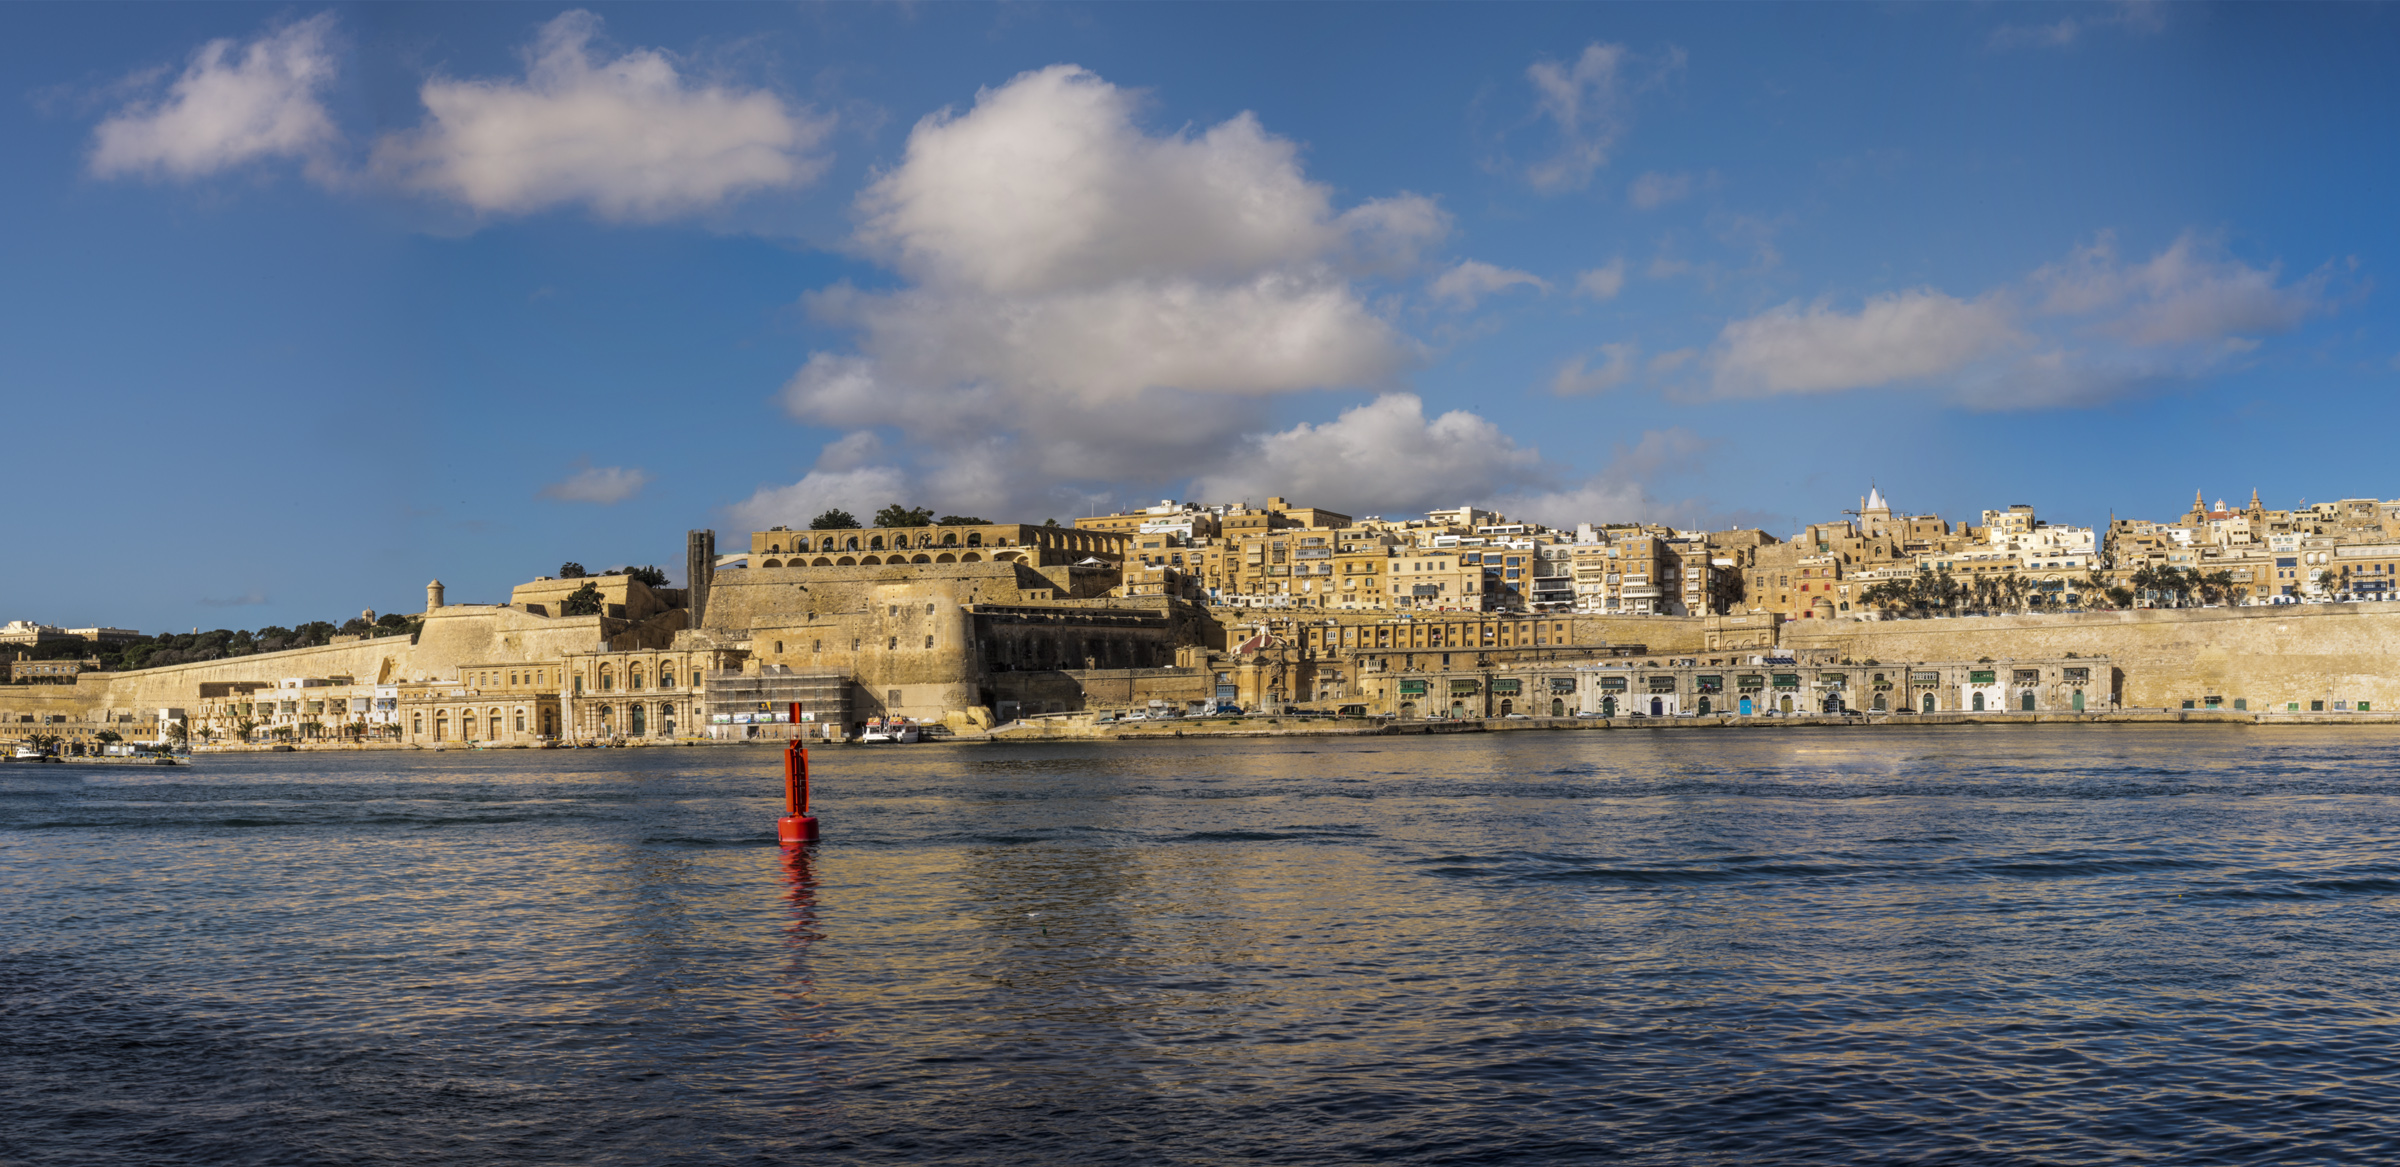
[623, 565, 669, 588]
[874, 504, 936, 528]
[560, 581, 605, 616]
[934, 514, 988, 526]
[809, 509, 859, 530]
[559, 562, 588, 578]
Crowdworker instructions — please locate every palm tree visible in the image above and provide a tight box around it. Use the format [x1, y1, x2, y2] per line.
[2000, 571, 2029, 612]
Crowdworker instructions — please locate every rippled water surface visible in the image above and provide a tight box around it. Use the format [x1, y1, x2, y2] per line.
[10, 727, 2400, 1164]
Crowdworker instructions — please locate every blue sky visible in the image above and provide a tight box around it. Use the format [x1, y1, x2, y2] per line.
[7, 2, 2398, 632]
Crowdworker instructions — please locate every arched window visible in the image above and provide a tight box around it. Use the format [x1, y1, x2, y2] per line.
[870, 536, 885, 550]
[514, 709, 526, 732]
[845, 537, 859, 551]
[660, 666, 674, 688]
[489, 714, 502, 738]
[631, 704, 646, 735]
[600, 669, 613, 691]
[413, 714, 424, 735]
[943, 533, 958, 546]
[629, 668, 643, 689]
[967, 533, 982, 547]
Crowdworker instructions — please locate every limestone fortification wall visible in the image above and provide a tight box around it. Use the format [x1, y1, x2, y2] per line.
[702, 562, 1042, 634]
[1567, 615, 1709, 654]
[1784, 604, 2400, 710]
[2, 605, 615, 721]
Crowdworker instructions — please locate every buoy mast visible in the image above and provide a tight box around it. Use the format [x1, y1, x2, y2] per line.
[778, 702, 821, 846]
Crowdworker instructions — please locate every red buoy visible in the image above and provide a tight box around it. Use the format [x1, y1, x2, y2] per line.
[777, 704, 820, 846]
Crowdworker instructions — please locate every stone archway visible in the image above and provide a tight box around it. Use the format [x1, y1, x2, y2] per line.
[1779, 694, 1794, 713]
[761, 558, 781, 568]
[936, 552, 956, 563]
[2021, 692, 2036, 711]
[1551, 698, 1565, 717]
[1922, 692, 1936, 713]
[962, 552, 981, 562]
[912, 554, 931, 564]
[2072, 689, 2085, 712]
[1872, 693, 1887, 712]
[813, 557, 832, 566]
[836, 556, 857, 566]
[1972, 692, 1986, 711]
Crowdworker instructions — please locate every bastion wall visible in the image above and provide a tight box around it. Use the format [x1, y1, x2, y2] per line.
[1784, 604, 2400, 710]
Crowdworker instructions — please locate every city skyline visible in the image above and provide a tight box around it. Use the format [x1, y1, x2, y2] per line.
[8, 4, 2399, 630]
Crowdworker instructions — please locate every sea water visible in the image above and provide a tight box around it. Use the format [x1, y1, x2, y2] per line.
[7, 727, 2400, 1164]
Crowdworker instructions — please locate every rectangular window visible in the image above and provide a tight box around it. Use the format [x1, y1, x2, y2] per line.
[1449, 680, 1481, 696]
[1695, 675, 1723, 693]
[1772, 674, 1799, 688]
[1601, 676, 1628, 692]
[1398, 679, 1427, 696]
[1492, 678, 1522, 695]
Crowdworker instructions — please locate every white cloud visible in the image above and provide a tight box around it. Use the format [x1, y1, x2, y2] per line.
[855, 65, 1438, 295]
[1648, 347, 1698, 374]
[758, 65, 1439, 520]
[1492, 430, 1759, 531]
[1191, 394, 1541, 516]
[725, 465, 910, 534]
[1550, 342, 1639, 396]
[1627, 171, 1693, 210]
[539, 462, 652, 504]
[1427, 260, 1548, 310]
[374, 11, 831, 220]
[2031, 231, 2327, 347]
[1574, 258, 1627, 300]
[1523, 43, 1682, 193]
[90, 14, 340, 180]
[1700, 232, 2341, 408]
[1711, 290, 2023, 396]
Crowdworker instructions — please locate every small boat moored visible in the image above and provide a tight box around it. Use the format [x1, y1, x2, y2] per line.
[857, 717, 921, 744]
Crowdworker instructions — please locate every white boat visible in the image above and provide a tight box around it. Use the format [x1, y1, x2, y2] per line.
[12, 745, 46, 760]
[858, 717, 921, 744]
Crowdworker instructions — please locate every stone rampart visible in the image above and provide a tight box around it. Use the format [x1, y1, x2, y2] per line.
[0, 605, 617, 727]
[1784, 604, 2400, 710]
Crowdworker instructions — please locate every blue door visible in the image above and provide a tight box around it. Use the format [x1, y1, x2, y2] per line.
[1739, 696, 1753, 716]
